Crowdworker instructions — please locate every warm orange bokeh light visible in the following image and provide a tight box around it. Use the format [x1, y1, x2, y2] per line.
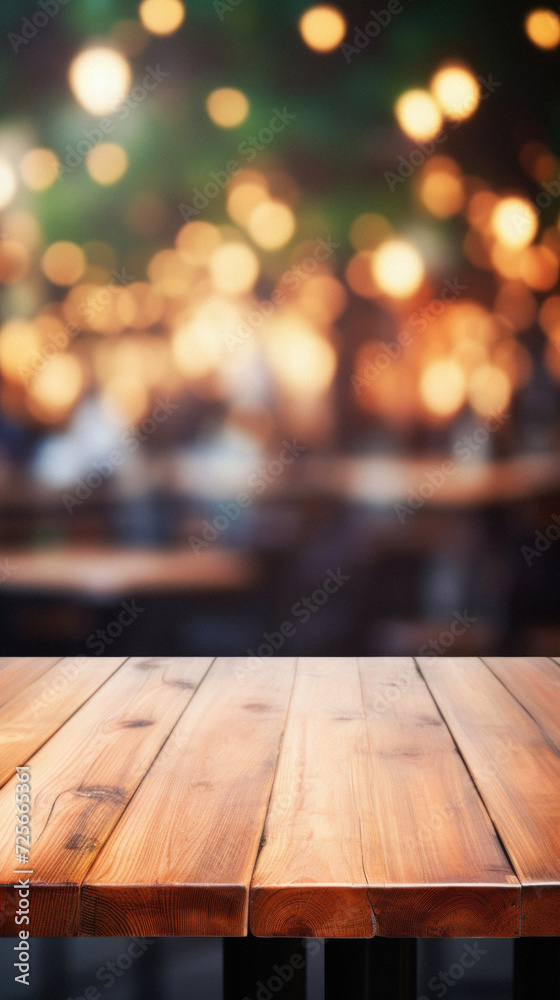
[265, 316, 337, 395]
[86, 143, 129, 185]
[372, 239, 425, 298]
[525, 9, 560, 49]
[419, 163, 465, 217]
[349, 213, 392, 250]
[395, 89, 443, 142]
[468, 364, 512, 416]
[42, 242, 86, 286]
[246, 200, 296, 250]
[28, 354, 84, 422]
[299, 5, 347, 52]
[420, 359, 466, 417]
[0, 320, 42, 382]
[206, 88, 250, 128]
[175, 220, 221, 263]
[226, 179, 269, 227]
[491, 197, 539, 249]
[68, 47, 132, 115]
[209, 242, 259, 295]
[0, 157, 17, 208]
[20, 148, 59, 191]
[139, 0, 185, 35]
[430, 66, 480, 121]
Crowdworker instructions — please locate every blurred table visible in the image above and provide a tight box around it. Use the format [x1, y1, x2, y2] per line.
[0, 545, 258, 598]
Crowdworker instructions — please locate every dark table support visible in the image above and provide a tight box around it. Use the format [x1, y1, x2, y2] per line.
[514, 938, 560, 1000]
[224, 936, 307, 1000]
[325, 939, 417, 1000]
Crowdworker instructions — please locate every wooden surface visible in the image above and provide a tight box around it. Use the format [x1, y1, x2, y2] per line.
[0, 657, 558, 938]
[0, 546, 258, 597]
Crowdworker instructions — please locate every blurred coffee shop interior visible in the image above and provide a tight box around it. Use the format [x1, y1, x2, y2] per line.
[0, 0, 559, 655]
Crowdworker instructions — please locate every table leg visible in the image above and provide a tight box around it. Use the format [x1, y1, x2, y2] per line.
[513, 939, 560, 999]
[223, 936, 307, 1000]
[325, 939, 417, 1000]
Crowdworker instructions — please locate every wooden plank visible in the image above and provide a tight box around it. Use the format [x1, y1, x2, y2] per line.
[0, 658, 62, 709]
[0, 658, 127, 789]
[483, 657, 560, 751]
[417, 656, 560, 936]
[251, 658, 374, 938]
[81, 657, 297, 937]
[250, 658, 519, 939]
[0, 657, 213, 936]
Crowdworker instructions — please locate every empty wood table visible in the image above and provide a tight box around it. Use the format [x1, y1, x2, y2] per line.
[0, 656, 559, 999]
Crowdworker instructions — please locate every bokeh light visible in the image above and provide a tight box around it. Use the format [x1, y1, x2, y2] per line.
[138, 0, 186, 35]
[68, 47, 132, 115]
[299, 5, 347, 52]
[206, 88, 250, 128]
[524, 8, 560, 49]
[430, 66, 480, 121]
[395, 89, 443, 142]
[372, 239, 425, 298]
[42, 242, 86, 286]
[27, 354, 84, 423]
[491, 196, 539, 249]
[86, 143, 129, 185]
[420, 359, 466, 417]
[418, 158, 465, 217]
[209, 242, 259, 295]
[20, 148, 59, 191]
[246, 200, 296, 250]
[0, 157, 17, 208]
[467, 364, 511, 416]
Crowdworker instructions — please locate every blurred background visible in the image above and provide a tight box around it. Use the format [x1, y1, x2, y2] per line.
[0, 0, 560, 655]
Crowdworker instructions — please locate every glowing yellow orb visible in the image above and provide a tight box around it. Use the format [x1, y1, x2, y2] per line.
[372, 239, 425, 298]
[525, 9, 560, 49]
[69, 47, 132, 115]
[430, 66, 480, 121]
[395, 89, 443, 142]
[299, 5, 347, 52]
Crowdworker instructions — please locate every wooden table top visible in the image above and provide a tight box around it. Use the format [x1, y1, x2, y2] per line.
[0, 546, 258, 597]
[0, 657, 558, 939]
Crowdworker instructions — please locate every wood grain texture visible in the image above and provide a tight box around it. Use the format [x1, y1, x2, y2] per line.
[0, 658, 126, 789]
[0, 657, 213, 936]
[483, 657, 560, 751]
[81, 657, 297, 937]
[250, 658, 519, 938]
[417, 656, 560, 936]
[0, 658, 62, 709]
